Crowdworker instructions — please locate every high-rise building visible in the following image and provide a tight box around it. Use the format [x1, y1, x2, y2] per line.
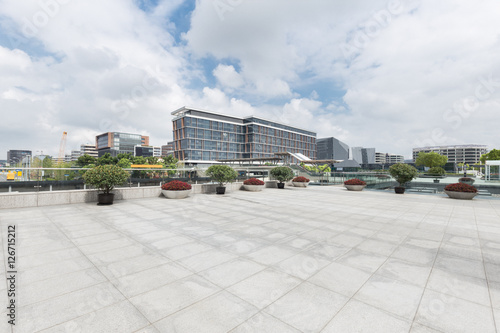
[316, 137, 349, 161]
[171, 107, 316, 162]
[351, 147, 375, 165]
[161, 142, 174, 157]
[80, 144, 98, 158]
[96, 132, 150, 157]
[134, 145, 154, 157]
[375, 152, 405, 164]
[7, 150, 32, 166]
[153, 146, 161, 157]
[412, 145, 488, 165]
[71, 150, 81, 161]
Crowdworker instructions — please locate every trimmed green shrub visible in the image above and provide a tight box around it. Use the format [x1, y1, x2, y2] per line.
[427, 167, 446, 175]
[388, 163, 418, 186]
[206, 165, 238, 187]
[270, 166, 294, 184]
[82, 165, 130, 194]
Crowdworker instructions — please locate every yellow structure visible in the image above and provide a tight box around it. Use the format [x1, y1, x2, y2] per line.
[130, 165, 163, 168]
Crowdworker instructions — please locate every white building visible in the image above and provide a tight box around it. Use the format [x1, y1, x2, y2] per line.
[412, 145, 488, 165]
[80, 144, 98, 158]
[153, 146, 161, 157]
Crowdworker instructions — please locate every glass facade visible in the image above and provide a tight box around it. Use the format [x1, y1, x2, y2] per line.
[96, 132, 148, 157]
[172, 109, 316, 161]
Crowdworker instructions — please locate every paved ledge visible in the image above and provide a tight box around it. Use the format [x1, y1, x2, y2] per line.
[0, 186, 499, 332]
[0, 182, 248, 209]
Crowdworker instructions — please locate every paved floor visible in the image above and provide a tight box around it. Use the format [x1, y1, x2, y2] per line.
[1, 186, 500, 333]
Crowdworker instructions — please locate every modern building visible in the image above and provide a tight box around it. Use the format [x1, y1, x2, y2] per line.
[351, 147, 375, 165]
[80, 144, 98, 158]
[171, 107, 317, 162]
[70, 150, 81, 161]
[95, 132, 150, 157]
[161, 142, 174, 157]
[317, 137, 349, 161]
[134, 145, 154, 157]
[375, 152, 405, 164]
[153, 146, 161, 157]
[412, 145, 488, 165]
[7, 150, 32, 166]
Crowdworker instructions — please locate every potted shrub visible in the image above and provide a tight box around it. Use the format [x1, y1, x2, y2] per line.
[344, 178, 367, 191]
[444, 183, 478, 200]
[427, 167, 446, 183]
[459, 177, 475, 185]
[292, 176, 310, 187]
[82, 164, 130, 205]
[270, 166, 294, 189]
[206, 165, 238, 194]
[388, 163, 418, 194]
[242, 178, 265, 191]
[161, 180, 192, 199]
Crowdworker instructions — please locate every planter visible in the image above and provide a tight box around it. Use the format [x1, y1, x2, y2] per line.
[277, 183, 285, 189]
[345, 185, 366, 191]
[459, 180, 475, 185]
[216, 186, 226, 195]
[242, 185, 264, 192]
[292, 182, 309, 187]
[161, 189, 191, 199]
[394, 186, 405, 194]
[98, 193, 115, 205]
[433, 179, 440, 183]
[444, 191, 477, 200]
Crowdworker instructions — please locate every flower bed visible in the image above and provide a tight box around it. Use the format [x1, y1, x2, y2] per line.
[444, 183, 477, 193]
[243, 178, 265, 185]
[292, 176, 310, 182]
[344, 178, 366, 186]
[161, 180, 192, 191]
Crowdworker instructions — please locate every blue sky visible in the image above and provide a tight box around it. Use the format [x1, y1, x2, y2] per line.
[1, 0, 499, 159]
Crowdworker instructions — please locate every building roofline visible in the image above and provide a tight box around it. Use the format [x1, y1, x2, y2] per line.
[413, 144, 488, 150]
[171, 106, 316, 136]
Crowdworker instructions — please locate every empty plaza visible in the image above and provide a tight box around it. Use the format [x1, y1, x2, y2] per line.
[1, 186, 499, 332]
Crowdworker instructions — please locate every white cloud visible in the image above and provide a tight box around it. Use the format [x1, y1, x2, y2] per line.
[1, 0, 500, 160]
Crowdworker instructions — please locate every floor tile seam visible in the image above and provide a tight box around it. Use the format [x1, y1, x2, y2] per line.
[473, 206, 499, 333]
[146, 287, 227, 326]
[41, 210, 159, 325]
[229, 308, 304, 333]
[33, 298, 153, 333]
[408, 206, 456, 330]
[18, 279, 112, 310]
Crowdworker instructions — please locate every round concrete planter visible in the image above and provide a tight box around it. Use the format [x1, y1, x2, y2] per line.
[344, 185, 366, 191]
[292, 182, 309, 187]
[444, 191, 477, 200]
[161, 189, 191, 199]
[459, 180, 475, 185]
[242, 185, 264, 192]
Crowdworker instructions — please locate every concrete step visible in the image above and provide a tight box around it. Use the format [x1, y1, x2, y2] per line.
[477, 190, 492, 196]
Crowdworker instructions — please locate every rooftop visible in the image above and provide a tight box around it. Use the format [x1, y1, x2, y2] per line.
[2, 186, 499, 332]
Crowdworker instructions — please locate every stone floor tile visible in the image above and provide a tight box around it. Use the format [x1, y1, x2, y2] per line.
[276, 252, 330, 280]
[198, 258, 266, 288]
[40, 300, 150, 333]
[377, 258, 432, 287]
[229, 312, 301, 333]
[246, 245, 297, 265]
[265, 282, 349, 332]
[176, 248, 237, 272]
[336, 248, 388, 273]
[415, 288, 496, 333]
[308, 262, 371, 297]
[321, 299, 412, 333]
[227, 268, 301, 308]
[353, 273, 424, 320]
[153, 291, 258, 333]
[129, 275, 220, 322]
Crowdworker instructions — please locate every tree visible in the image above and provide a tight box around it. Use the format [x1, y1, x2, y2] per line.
[76, 154, 97, 167]
[96, 153, 117, 166]
[270, 166, 294, 184]
[206, 165, 238, 187]
[388, 163, 418, 186]
[42, 156, 53, 168]
[480, 149, 500, 164]
[415, 152, 448, 168]
[117, 158, 132, 169]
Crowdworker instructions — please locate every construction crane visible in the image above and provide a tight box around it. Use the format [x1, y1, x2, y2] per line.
[58, 131, 67, 164]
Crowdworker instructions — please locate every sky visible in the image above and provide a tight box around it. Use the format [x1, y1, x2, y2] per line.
[0, 0, 499, 160]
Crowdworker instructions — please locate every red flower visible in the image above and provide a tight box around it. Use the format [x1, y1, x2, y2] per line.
[292, 176, 310, 182]
[161, 180, 192, 191]
[444, 183, 477, 193]
[243, 178, 265, 185]
[344, 178, 367, 185]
